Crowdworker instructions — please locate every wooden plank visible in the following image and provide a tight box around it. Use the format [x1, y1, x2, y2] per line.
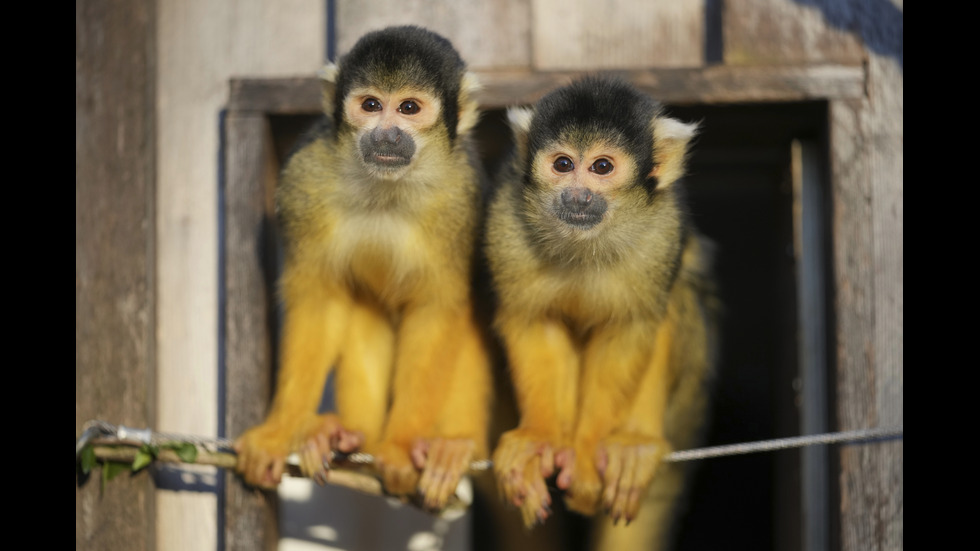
[76, 0, 157, 550]
[228, 64, 865, 114]
[223, 112, 280, 551]
[229, 77, 325, 115]
[723, 0, 865, 66]
[334, 0, 531, 69]
[532, 0, 704, 69]
[830, 94, 903, 551]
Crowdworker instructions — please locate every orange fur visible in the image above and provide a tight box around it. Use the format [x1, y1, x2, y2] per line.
[486, 78, 718, 548]
[234, 27, 491, 512]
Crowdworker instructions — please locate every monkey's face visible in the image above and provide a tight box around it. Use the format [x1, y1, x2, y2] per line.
[529, 139, 642, 233]
[344, 86, 444, 179]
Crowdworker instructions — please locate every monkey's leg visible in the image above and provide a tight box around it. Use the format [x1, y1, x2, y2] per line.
[492, 317, 578, 527]
[414, 312, 492, 510]
[595, 280, 717, 548]
[298, 301, 394, 483]
[373, 302, 470, 496]
[565, 322, 660, 518]
[234, 277, 353, 488]
[592, 303, 706, 548]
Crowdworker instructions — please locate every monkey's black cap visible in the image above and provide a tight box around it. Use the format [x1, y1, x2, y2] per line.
[335, 26, 467, 142]
[528, 76, 661, 181]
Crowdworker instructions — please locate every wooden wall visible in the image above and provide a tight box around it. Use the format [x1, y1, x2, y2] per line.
[76, 1, 902, 550]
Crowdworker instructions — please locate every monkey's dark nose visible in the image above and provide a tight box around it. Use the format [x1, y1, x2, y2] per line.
[372, 126, 403, 145]
[561, 187, 593, 211]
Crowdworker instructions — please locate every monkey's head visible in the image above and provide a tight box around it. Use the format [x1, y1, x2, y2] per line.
[319, 26, 481, 180]
[509, 77, 697, 244]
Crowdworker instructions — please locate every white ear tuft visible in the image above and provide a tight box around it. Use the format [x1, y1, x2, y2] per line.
[506, 106, 534, 135]
[317, 63, 339, 84]
[651, 116, 699, 187]
[654, 116, 698, 143]
[318, 63, 340, 119]
[457, 71, 483, 137]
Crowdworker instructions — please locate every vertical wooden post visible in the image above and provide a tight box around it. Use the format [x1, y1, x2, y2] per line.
[76, 0, 157, 549]
[222, 110, 280, 551]
[830, 95, 903, 551]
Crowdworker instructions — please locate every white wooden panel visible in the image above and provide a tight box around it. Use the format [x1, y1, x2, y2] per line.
[156, 1, 325, 550]
[336, 0, 531, 69]
[532, 0, 704, 70]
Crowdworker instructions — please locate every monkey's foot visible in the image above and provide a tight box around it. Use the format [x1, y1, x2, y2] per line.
[374, 440, 421, 497]
[411, 437, 476, 511]
[233, 420, 294, 489]
[492, 429, 558, 527]
[596, 434, 671, 524]
[560, 444, 603, 516]
[296, 413, 364, 486]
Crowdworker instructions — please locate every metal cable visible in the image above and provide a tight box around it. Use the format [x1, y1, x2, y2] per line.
[77, 420, 902, 469]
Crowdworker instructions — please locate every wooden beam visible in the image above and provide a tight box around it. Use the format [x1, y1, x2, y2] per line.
[228, 64, 866, 114]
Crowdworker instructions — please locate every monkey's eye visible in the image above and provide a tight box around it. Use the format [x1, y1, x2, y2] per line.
[590, 158, 614, 175]
[553, 157, 575, 173]
[398, 100, 420, 115]
[361, 98, 382, 112]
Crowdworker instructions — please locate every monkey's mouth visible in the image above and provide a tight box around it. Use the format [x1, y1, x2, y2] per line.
[368, 153, 412, 168]
[557, 210, 603, 229]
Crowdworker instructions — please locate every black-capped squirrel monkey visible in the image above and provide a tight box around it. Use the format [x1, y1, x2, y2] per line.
[486, 76, 718, 546]
[234, 25, 491, 512]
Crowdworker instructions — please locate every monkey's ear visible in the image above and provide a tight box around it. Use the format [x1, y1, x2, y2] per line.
[457, 71, 482, 137]
[317, 63, 340, 122]
[506, 106, 534, 161]
[650, 116, 699, 188]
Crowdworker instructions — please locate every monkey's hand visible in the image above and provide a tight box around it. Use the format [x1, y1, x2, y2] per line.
[411, 437, 476, 511]
[492, 429, 558, 527]
[373, 440, 421, 497]
[557, 442, 603, 517]
[296, 413, 364, 486]
[234, 421, 294, 489]
[596, 434, 671, 524]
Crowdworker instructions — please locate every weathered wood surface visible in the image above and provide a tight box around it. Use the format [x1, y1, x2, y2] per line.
[532, 0, 704, 69]
[229, 64, 865, 115]
[723, 0, 867, 65]
[76, 0, 157, 550]
[223, 112, 281, 551]
[334, 0, 531, 69]
[830, 65, 903, 551]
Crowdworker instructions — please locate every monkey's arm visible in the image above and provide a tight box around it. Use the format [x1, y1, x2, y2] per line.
[563, 321, 667, 519]
[492, 315, 579, 527]
[234, 269, 353, 488]
[372, 299, 489, 509]
[413, 308, 491, 510]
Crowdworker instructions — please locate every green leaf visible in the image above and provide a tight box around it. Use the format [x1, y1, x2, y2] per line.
[132, 449, 153, 471]
[80, 444, 96, 474]
[173, 443, 198, 463]
[104, 461, 129, 482]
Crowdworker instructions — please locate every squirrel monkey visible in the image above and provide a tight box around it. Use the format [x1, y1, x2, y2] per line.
[234, 26, 491, 511]
[486, 77, 718, 544]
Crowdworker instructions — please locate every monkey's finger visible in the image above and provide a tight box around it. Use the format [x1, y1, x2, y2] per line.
[519, 456, 551, 527]
[624, 446, 659, 521]
[412, 439, 431, 471]
[555, 448, 575, 490]
[601, 444, 624, 511]
[299, 435, 329, 484]
[417, 440, 446, 504]
[429, 440, 473, 510]
[539, 445, 556, 479]
[609, 446, 637, 523]
[257, 456, 285, 489]
[333, 429, 364, 454]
